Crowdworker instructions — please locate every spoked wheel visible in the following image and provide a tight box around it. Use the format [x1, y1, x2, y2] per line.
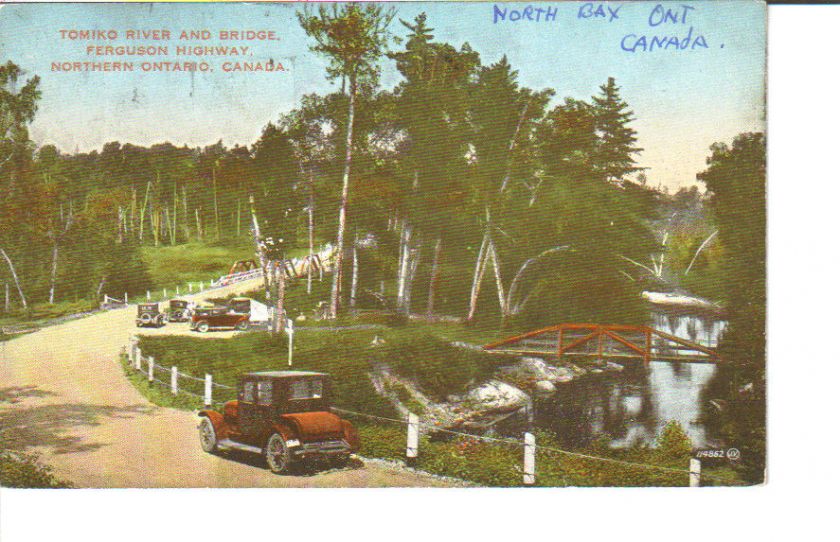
[140, 313, 152, 325]
[198, 417, 218, 453]
[264, 433, 292, 474]
[235, 320, 249, 331]
[196, 321, 210, 333]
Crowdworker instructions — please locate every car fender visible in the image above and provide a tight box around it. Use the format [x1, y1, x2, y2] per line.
[198, 410, 228, 440]
[270, 422, 298, 447]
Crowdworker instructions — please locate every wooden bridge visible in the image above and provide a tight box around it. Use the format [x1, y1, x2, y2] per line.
[483, 323, 720, 364]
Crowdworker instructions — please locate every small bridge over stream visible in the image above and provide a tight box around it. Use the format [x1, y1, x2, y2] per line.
[483, 323, 720, 364]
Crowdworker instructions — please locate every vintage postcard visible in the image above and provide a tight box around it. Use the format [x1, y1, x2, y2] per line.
[0, 1, 766, 488]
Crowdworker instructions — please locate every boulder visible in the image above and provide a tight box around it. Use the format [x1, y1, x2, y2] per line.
[462, 380, 529, 413]
[535, 380, 556, 393]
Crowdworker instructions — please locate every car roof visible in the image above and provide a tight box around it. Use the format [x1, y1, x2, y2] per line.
[244, 371, 328, 379]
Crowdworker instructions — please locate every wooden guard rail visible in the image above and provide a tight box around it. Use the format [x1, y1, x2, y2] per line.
[483, 323, 720, 364]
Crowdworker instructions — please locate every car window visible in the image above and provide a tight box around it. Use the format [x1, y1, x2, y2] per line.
[290, 379, 322, 400]
[243, 381, 255, 402]
[257, 381, 272, 405]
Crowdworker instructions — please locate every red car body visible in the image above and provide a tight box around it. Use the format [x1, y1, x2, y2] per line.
[190, 307, 249, 332]
[197, 371, 359, 473]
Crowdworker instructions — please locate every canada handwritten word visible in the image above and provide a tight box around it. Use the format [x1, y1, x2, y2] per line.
[493, 4, 558, 23]
[621, 3, 710, 53]
[577, 3, 621, 22]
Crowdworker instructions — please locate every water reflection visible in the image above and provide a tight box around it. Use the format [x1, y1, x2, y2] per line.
[528, 310, 726, 449]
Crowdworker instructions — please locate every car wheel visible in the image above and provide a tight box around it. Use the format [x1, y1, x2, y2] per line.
[235, 320, 249, 331]
[140, 313, 152, 324]
[196, 321, 210, 333]
[264, 433, 292, 474]
[198, 417, 218, 453]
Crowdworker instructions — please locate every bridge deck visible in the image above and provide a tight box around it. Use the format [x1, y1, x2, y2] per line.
[483, 323, 720, 364]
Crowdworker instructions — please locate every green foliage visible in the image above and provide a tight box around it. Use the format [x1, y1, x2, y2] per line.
[591, 77, 643, 183]
[654, 420, 693, 460]
[0, 450, 71, 488]
[697, 132, 766, 483]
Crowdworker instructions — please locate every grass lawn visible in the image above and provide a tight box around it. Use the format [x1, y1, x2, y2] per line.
[136, 326, 503, 416]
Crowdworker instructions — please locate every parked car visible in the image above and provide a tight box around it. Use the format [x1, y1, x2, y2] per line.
[197, 371, 360, 473]
[227, 297, 252, 314]
[136, 303, 166, 328]
[190, 307, 249, 332]
[167, 299, 191, 322]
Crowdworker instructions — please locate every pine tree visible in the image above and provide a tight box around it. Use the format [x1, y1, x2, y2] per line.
[591, 77, 642, 183]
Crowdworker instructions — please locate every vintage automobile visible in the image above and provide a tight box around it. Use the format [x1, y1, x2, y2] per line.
[136, 303, 166, 328]
[227, 297, 252, 314]
[166, 299, 192, 322]
[197, 371, 360, 473]
[190, 307, 250, 332]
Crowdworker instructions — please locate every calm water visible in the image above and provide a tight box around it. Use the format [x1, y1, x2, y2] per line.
[504, 310, 728, 449]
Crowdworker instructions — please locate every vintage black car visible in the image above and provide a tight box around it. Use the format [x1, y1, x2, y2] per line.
[167, 299, 191, 322]
[197, 371, 359, 474]
[190, 307, 249, 332]
[136, 303, 166, 328]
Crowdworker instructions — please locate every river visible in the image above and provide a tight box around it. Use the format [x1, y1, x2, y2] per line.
[503, 309, 728, 449]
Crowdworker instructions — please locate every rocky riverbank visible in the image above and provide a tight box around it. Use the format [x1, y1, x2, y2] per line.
[371, 349, 624, 433]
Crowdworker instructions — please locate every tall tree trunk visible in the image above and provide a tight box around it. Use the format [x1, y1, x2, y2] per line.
[426, 236, 443, 318]
[349, 236, 359, 311]
[396, 220, 411, 309]
[151, 209, 160, 246]
[487, 238, 508, 319]
[182, 185, 191, 241]
[467, 233, 490, 322]
[139, 180, 151, 242]
[48, 242, 59, 304]
[307, 171, 315, 295]
[329, 77, 357, 319]
[249, 194, 272, 303]
[171, 181, 177, 246]
[403, 245, 422, 315]
[213, 165, 220, 241]
[195, 208, 203, 241]
[273, 263, 287, 334]
[0, 248, 27, 309]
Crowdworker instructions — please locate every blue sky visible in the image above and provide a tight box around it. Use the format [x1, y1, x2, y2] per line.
[0, 1, 766, 190]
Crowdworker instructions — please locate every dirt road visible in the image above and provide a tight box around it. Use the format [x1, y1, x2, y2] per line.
[0, 279, 454, 487]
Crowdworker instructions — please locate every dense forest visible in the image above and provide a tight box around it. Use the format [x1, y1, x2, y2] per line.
[0, 7, 763, 327]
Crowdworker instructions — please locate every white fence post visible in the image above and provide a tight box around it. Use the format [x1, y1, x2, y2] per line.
[124, 292, 128, 304]
[189, 282, 193, 293]
[199, 281, 204, 291]
[406, 413, 419, 463]
[523, 432, 536, 486]
[103, 294, 108, 305]
[163, 288, 167, 298]
[690, 458, 701, 488]
[204, 374, 212, 407]
[148, 356, 155, 383]
[171, 366, 178, 395]
[146, 290, 151, 300]
[134, 346, 141, 370]
[176, 285, 180, 296]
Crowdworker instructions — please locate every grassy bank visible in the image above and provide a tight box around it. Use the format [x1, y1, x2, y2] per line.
[136, 327, 501, 415]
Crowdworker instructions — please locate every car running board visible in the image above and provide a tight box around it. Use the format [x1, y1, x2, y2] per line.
[217, 439, 263, 455]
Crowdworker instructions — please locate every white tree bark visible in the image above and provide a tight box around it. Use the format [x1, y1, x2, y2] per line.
[0, 248, 27, 308]
[329, 78, 357, 319]
[467, 233, 490, 322]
